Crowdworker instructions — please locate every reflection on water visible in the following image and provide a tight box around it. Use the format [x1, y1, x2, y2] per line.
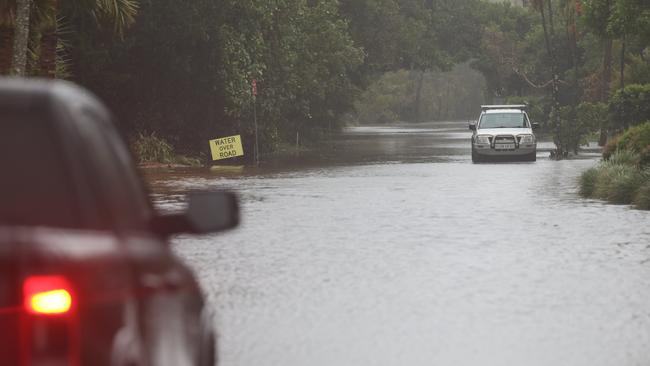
[146, 121, 650, 366]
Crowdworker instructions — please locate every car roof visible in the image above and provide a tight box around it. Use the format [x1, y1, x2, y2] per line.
[0, 77, 111, 124]
[483, 109, 526, 114]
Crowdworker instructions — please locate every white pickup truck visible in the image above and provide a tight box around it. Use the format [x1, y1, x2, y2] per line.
[469, 105, 540, 163]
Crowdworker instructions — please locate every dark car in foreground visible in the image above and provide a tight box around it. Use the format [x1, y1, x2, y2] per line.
[0, 79, 238, 366]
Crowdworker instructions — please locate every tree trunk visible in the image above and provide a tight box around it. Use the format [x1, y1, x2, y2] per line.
[539, 5, 552, 59]
[0, 25, 14, 75]
[546, 0, 555, 39]
[10, 0, 32, 76]
[39, 27, 57, 78]
[538, 1, 563, 158]
[444, 78, 451, 120]
[414, 70, 424, 123]
[601, 38, 613, 100]
[620, 35, 625, 90]
[598, 39, 613, 146]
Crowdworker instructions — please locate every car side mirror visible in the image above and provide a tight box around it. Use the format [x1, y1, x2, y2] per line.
[469, 123, 477, 131]
[152, 191, 239, 237]
[532, 122, 540, 130]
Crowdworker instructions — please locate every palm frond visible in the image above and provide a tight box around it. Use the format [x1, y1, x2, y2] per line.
[95, 0, 138, 37]
[32, 0, 57, 29]
[51, 15, 72, 78]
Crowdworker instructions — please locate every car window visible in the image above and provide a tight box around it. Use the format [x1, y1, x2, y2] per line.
[0, 108, 81, 228]
[480, 113, 528, 129]
[73, 109, 151, 232]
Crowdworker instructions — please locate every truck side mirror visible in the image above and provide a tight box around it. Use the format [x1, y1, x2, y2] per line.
[532, 122, 540, 130]
[152, 191, 239, 237]
[469, 123, 477, 131]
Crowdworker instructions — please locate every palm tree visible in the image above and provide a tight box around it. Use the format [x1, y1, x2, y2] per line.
[0, 0, 138, 77]
[0, 1, 16, 74]
[40, 0, 138, 77]
[33, 0, 57, 77]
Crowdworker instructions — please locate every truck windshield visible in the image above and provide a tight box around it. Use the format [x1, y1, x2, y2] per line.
[0, 109, 81, 229]
[480, 113, 528, 129]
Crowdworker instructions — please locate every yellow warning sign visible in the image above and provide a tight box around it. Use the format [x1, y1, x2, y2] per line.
[209, 135, 244, 161]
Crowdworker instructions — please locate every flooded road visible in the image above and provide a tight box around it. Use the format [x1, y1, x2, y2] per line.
[146, 121, 650, 366]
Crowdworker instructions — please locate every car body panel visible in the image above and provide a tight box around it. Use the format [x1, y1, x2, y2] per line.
[475, 127, 535, 136]
[471, 107, 537, 161]
[0, 79, 214, 366]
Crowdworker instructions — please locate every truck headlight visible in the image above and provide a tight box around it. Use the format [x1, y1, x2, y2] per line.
[475, 135, 491, 145]
[518, 134, 535, 144]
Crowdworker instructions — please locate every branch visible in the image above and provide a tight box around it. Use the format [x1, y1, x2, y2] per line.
[512, 67, 568, 89]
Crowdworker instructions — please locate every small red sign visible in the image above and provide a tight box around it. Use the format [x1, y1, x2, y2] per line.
[252, 79, 258, 96]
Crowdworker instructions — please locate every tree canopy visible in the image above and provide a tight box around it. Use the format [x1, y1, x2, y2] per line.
[1, 0, 648, 160]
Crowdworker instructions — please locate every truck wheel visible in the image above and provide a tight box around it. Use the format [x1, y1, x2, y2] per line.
[525, 152, 537, 162]
[471, 149, 481, 163]
[199, 331, 216, 366]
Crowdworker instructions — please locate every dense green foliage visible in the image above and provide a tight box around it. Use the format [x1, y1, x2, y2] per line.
[579, 166, 600, 197]
[601, 122, 650, 163]
[580, 122, 650, 210]
[608, 84, 650, 131]
[635, 181, 650, 209]
[67, 0, 366, 158]
[556, 101, 608, 153]
[131, 132, 175, 164]
[2, 0, 649, 162]
[617, 122, 650, 151]
[131, 132, 202, 166]
[68, 0, 488, 160]
[579, 151, 650, 209]
[474, 0, 649, 156]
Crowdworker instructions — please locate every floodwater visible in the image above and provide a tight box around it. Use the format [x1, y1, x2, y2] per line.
[145, 121, 650, 366]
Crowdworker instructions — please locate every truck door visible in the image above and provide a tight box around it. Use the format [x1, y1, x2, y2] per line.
[72, 109, 206, 366]
[0, 101, 139, 366]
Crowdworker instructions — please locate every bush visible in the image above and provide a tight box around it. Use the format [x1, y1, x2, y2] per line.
[577, 102, 608, 132]
[603, 135, 620, 160]
[616, 121, 650, 153]
[174, 155, 203, 167]
[634, 179, 650, 210]
[604, 122, 650, 162]
[606, 149, 640, 167]
[131, 132, 175, 164]
[555, 103, 603, 154]
[579, 167, 599, 197]
[640, 145, 650, 168]
[593, 162, 646, 204]
[608, 84, 650, 131]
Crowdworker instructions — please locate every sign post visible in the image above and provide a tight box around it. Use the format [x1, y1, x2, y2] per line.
[252, 79, 259, 166]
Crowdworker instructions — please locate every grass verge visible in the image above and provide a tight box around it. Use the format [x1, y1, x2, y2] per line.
[579, 151, 650, 209]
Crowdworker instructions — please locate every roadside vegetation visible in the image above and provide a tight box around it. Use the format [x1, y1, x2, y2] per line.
[580, 122, 650, 210]
[0, 0, 648, 163]
[131, 133, 202, 167]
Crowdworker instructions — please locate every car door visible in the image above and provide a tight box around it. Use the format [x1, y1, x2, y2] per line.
[0, 88, 145, 366]
[82, 113, 206, 366]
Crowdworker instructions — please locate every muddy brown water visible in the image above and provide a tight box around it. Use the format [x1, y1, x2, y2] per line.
[144, 121, 650, 366]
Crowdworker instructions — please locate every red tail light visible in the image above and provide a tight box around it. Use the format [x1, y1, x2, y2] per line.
[21, 275, 79, 366]
[23, 276, 73, 315]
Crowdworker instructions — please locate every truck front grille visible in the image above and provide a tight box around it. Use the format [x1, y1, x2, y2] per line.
[494, 135, 516, 143]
